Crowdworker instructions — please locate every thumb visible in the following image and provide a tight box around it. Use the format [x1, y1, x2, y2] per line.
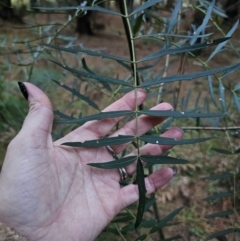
[18, 82, 53, 143]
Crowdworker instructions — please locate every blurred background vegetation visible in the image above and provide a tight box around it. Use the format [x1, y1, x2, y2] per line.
[1, 0, 240, 240]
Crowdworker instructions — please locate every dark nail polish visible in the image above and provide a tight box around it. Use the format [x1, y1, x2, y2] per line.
[18, 82, 28, 100]
[170, 166, 178, 176]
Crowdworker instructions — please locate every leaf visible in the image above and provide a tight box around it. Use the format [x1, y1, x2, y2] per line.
[42, 43, 130, 63]
[62, 135, 134, 147]
[134, 234, 147, 241]
[140, 135, 212, 145]
[133, 14, 143, 36]
[135, 159, 147, 229]
[140, 62, 240, 88]
[233, 93, 240, 112]
[88, 156, 137, 169]
[113, 214, 134, 223]
[144, 198, 156, 211]
[130, 0, 164, 16]
[139, 110, 224, 118]
[139, 37, 230, 62]
[211, 148, 233, 155]
[203, 192, 234, 201]
[150, 207, 184, 233]
[207, 76, 218, 107]
[218, 82, 226, 112]
[48, 59, 132, 86]
[54, 110, 76, 120]
[202, 173, 233, 181]
[51, 79, 99, 110]
[205, 210, 235, 219]
[82, 58, 111, 92]
[141, 155, 188, 164]
[54, 110, 134, 124]
[207, 20, 238, 61]
[35, 6, 122, 16]
[206, 228, 234, 240]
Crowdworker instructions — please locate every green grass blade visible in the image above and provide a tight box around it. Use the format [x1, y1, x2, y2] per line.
[140, 136, 212, 145]
[62, 135, 134, 147]
[141, 155, 188, 164]
[135, 159, 147, 229]
[88, 156, 137, 169]
[211, 148, 233, 155]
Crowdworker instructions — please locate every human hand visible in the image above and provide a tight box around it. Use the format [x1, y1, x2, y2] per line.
[0, 82, 183, 241]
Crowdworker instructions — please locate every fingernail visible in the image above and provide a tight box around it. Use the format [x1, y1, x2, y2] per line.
[18, 82, 28, 100]
[170, 166, 177, 176]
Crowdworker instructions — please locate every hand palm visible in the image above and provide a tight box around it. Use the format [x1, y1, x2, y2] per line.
[0, 83, 183, 241]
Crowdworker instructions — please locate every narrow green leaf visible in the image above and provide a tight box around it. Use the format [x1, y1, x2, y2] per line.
[134, 234, 147, 241]
[54, 110, 134, 124]
[139, 63, 240, 88]
[43, 43, 130, 63]
[141, 155, 188, 164]
[62, 135, 134, 147]
[52, 79, 99, 110]
[133, 14, 143, 35]
[150, 207, 184, 233]
[135, 159, 147, 229]
[206, 228, 234, 240]
[140, 135, 212, 145]
[88, 156, 137, 169]
[35, 6, 122, 16]
[130, 0, 164, 16]
[139, 110, 224, 118]
[113, 215, 134, 223]
[54, 110, 75, 120]
[205, 210, 235, 218]
[144, 198, 156, 211]
[233, 93, 240, 112]
[82, 58, 111, 92]
[139, 37, 230, 62]
[222, 61, 240, 78]
[49, 59, 132, 86]
[219, 82, 226, 112]
[211, 148, 233, 155]
[207, 76, 218, 107]
[202, 173, 233, 181]
[203, 192, 234, 201]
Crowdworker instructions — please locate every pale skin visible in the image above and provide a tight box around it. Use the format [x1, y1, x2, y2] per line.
[0, 83, 183, 241]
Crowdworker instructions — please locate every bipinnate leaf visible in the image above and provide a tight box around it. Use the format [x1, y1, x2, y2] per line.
[202, 173, 233, 181]
[139, 110, 224, 118]
[62, 135, 134, 147]
[52, 79, 99, 110]
[135, 159, 147, 229]
[141, 155, 188, 164]
[55, 110, 134, 124]
[206, 228, 234, 240]
[203, 192, 234, 201]
[150, 207, 184, 233]
[140, 135, 212, 145]
[205, 210, 235, 219]
[88, 156, 137, 169]
[49, 59, 132, 86]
